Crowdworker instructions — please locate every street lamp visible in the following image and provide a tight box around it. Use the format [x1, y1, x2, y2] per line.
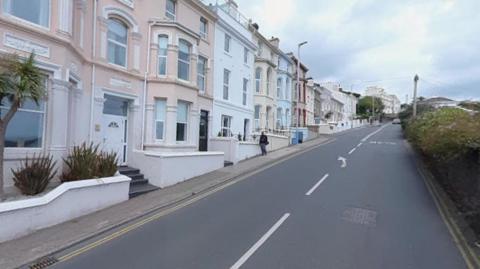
[295, 41, 307, 127]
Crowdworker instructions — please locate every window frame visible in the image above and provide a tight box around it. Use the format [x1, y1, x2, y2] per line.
[254, 105, 261, 131]
[224, 34, 231, 53]
[223, 68, 230, 100]
[197, 56, 207, 93]
[221, 115, 232, 137]
[158, 35, 168, 76]
[176, 100, 189, 142]
[244, 47, 249, 64]
[177, 39, 191, 81]
[255, 68, 261, 93]
[154, 99, 166, 141]
[3, 0, 51, 29]
[276, 107, 282, 129]
[199, 17, 208, 39]
[277, 77, 282, 99]
[165, 0, 176, 21]
[107, 18, 128, 68]
[242, 78, 248, 106]
[1, 76, 48, 149]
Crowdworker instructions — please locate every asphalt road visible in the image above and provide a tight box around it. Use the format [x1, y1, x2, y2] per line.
[52, 124, 467, 269]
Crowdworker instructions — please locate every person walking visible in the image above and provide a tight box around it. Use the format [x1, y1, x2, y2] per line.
[259, 131, 269, 156]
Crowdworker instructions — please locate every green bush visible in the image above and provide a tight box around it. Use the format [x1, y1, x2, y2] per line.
[96, 151, 118, 178]
[62, 143, 118, 182]
[405, 108, 480, 161]
[12, 154, 57, 195]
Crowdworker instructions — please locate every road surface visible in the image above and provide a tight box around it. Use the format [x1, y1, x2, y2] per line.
[51, 124, 467, 269]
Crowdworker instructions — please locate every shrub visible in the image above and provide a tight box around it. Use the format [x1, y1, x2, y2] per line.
[96, 151, 118, 178]
[405, 108, 480, 161]
[62, 143, 118, 182]
[12, 154, 57, 195]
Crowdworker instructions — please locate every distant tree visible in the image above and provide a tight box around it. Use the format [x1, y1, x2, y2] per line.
[0, 53, 46, 194]
[357, 96, 385, 118]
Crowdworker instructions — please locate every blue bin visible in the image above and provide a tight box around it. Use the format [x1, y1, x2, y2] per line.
[297, 131, 304, 144]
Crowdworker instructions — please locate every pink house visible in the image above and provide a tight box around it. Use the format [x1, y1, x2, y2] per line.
[0, 0, 224, 192]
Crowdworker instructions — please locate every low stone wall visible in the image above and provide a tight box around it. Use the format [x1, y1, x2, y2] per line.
[130, 150, 224, 188]
[266, 134, 289, 151]
[0, 175, 131, 243]
[210, 138, 260, 163]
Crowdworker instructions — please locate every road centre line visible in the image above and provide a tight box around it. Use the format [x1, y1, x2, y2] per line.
[348, 148, 357, 155]
[361, 124, 389, 142]
[305, 174, 329, 196]
[230, 213, 290, 269]
[357, 143, 363, 147]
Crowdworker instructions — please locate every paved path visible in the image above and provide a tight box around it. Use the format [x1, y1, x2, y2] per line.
[51, 125, 467, 269]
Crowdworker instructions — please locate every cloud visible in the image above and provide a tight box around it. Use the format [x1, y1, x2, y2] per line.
[212, 0, 480, 101]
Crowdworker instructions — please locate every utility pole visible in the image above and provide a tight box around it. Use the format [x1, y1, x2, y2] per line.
[295, 41, 307, 128]
[372, 95, 375, 124]
[413, 74, 419, 118]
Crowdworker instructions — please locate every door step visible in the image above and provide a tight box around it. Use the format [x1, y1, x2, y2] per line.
[118, 166, 159, 198]
[224, 161, 234, 167]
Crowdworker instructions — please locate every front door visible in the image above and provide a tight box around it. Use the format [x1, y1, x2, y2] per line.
[198, 110, 208, 151]
[102, 94, 129, 164]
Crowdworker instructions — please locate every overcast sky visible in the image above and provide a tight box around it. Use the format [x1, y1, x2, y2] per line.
[213, 0, 480, 102]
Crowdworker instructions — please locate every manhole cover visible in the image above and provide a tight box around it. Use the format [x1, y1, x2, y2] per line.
[342, 207, 377, 227]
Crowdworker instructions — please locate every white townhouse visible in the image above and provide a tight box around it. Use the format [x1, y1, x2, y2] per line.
[275, 48, 294, 130]
[365, 86, 401, 115]
[320, 82, 358, 127]
[210, 0, 256, 140]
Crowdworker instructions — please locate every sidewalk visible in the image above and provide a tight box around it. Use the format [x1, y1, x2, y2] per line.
[0, 135, 333, 269]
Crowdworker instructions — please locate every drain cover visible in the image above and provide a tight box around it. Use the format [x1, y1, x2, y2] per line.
[29, 256, 58, 269]
[342, 207, 377, 227]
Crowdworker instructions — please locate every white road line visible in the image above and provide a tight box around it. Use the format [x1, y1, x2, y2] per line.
[348, 147, 357, 155]
[230, 213, 290, 269]
[361, 124, 389, 142]
[305, 174, 329, 196]
[357, 143, 363, 147]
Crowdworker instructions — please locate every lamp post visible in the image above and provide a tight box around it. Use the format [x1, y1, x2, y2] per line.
[295, 41, 307, 128]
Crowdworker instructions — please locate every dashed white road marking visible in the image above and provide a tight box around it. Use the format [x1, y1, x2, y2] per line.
[361, 124, 389, 142]
[230, 213, 290, 269]
[305, 174, 329, 196]
[348, 148, 357, 155]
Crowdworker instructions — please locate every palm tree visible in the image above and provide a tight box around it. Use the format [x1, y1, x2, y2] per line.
[0, 53, 46, 195]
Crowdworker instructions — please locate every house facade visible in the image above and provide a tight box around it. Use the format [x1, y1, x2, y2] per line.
[320, 82, 358, 127]
[288, 53, 309, 127]
[0, 0, 225, 190]
[365, 86, 401, 115]
[250, 28, 280, 133]
[210, 1, 256, 140]
[275, 49, 294, 130]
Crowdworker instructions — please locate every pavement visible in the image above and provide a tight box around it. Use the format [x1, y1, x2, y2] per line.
[0, 131, 333, 269]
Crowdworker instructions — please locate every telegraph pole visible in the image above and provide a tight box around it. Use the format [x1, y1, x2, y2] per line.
[372, 95, 375, 124]
[413, 74, 419, 118]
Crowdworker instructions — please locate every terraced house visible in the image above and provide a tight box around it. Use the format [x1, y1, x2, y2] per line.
[0, 0, 225, 192]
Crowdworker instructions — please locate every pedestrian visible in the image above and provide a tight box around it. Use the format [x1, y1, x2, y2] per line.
[259, 131, 269, 156]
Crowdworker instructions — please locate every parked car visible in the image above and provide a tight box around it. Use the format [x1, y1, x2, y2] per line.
[392, 118, 401, 124]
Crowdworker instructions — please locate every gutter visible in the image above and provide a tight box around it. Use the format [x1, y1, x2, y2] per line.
[141, 21, 155, 150]
[89, 0, 98, 143]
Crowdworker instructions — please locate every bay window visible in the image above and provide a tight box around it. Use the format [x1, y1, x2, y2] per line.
[1, 78, 47, 148]
[3, 0, 50, 27]
[176, 101, 188, 142]
[255, 68, 261, 93]
[178, 40, 191, 81]
[155, 99, 166, 140]
[158, 35, 168, 75]
[107, 18, 128, 67]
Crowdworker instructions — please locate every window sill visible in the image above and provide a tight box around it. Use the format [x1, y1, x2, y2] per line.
[3, 14, 50, 31]
[223, 51, 232, 57]
[107, 62, 128, 71]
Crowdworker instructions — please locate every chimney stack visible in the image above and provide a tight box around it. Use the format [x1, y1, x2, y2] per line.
[269, 37, 280, 48]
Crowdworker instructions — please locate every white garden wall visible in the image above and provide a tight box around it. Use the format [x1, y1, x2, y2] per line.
[0, 175, 131, 243]
[130, 150, 224, 188]
[266, 134, 289, 151]
[210, 137, 261, 163]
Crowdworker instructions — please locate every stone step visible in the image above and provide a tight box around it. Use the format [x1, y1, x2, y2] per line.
[129, 183, 159, 198]
[129, 178, 149, 186]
